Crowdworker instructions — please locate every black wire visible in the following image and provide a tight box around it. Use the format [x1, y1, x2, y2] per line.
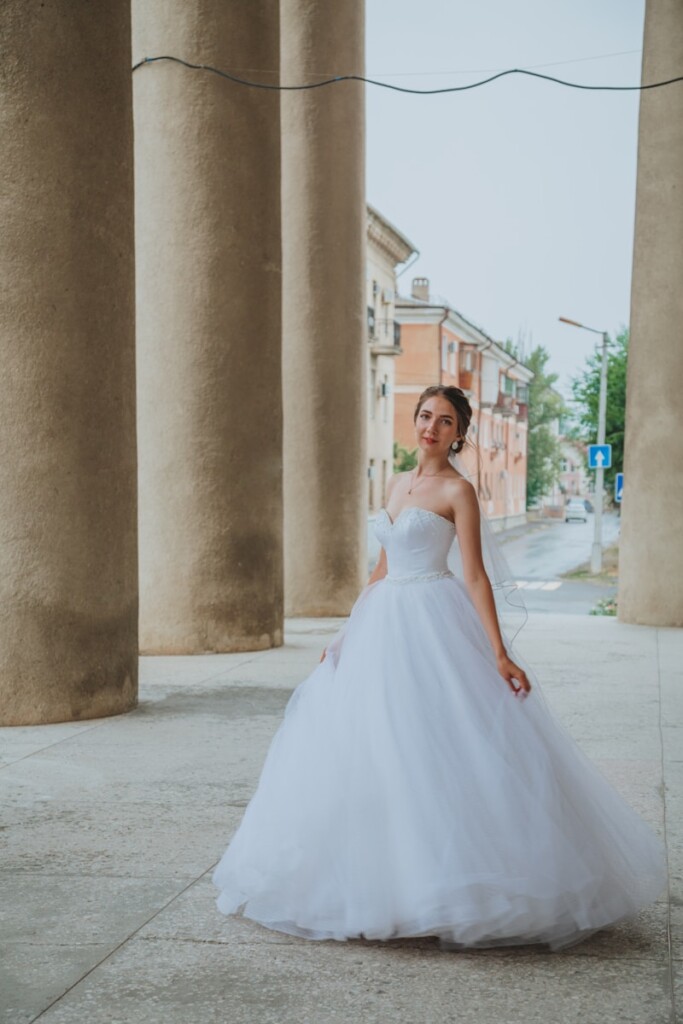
[131, 54, 683, 94]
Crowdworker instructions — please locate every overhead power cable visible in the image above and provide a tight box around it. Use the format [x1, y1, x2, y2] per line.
[295, 47, 645, 79]
[131, 54, 683, 94]
[140, 48, 642, 80]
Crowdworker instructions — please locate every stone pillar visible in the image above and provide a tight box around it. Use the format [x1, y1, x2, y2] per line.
[619, 0, 683, 626]
[132, 3, 283, 652]
[0, 2, 138, 725]
[281, 0, 367, 616]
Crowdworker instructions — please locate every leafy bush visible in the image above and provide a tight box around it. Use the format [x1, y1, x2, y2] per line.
[590, 597, 618, 616]
[393, 442, 418, 472]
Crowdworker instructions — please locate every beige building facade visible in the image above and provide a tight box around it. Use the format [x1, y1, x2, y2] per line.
[366, 206, 417, 512]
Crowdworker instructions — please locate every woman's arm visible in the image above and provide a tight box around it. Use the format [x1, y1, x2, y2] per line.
[453, 482, 531, 696]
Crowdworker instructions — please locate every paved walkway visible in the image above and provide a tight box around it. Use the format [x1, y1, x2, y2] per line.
[1, 614, 681, 1023]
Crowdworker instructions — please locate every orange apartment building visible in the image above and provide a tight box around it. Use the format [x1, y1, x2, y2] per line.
[394, 278, 533, 529]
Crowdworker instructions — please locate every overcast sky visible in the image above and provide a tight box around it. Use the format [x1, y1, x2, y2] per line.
[366, 0, 646, 400]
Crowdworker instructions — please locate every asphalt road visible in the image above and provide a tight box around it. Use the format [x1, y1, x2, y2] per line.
[499, 511, 620, 579]
[368, 510, 620, 615]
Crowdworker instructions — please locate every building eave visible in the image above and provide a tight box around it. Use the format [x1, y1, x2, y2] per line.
[396, 298, 535, 381]
[366, 204, 418, 267]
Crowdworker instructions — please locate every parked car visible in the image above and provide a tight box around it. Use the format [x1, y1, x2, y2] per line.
[565, 499, 588, 523]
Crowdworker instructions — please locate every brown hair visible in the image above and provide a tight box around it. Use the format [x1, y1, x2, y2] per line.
[413, 385, 473, 455]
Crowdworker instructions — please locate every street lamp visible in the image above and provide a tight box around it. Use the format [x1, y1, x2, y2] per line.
[558, 317, 609, 574]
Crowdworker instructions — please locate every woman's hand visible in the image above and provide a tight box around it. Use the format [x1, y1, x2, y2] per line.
[496, 653, 532, 700]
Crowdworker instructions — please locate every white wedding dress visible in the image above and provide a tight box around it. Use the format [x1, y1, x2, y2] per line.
[212, 506, 667, 950]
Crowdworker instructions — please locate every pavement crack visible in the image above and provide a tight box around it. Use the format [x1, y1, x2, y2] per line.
[28, 867, 215, 1022]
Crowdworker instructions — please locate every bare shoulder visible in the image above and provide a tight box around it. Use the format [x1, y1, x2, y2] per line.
[445, 473, 477, 504]
[444, 473, 479, 518]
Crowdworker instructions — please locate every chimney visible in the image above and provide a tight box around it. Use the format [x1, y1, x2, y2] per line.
[411, 277, 430, 302]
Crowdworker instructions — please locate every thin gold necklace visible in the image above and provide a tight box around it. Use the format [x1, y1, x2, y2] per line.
[407, 467, 450, 495]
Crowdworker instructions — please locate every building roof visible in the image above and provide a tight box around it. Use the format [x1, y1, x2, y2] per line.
[366, 204, 418, 267]
[395, 292, 534, 383]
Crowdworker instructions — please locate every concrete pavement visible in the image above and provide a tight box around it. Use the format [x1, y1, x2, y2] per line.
[1, 614, 681, 1023]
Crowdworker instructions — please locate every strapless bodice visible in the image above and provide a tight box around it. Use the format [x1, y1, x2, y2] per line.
[374, 507, 456, 582]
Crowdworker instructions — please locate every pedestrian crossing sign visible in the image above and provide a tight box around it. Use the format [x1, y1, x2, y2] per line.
[615, 472, 623, 503]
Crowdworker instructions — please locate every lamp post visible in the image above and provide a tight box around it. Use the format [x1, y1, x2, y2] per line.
[559, 317, 609, 574]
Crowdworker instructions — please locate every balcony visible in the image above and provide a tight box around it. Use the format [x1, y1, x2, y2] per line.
[369, 318, 402, 354]
[459, 369, 475, 392]
[493, 392, 519, 417]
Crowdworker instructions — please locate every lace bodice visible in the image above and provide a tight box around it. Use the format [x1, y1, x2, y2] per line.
[375, 507, 456, 582]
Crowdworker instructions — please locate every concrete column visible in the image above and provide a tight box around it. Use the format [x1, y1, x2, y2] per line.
[0, 2, 138, 725]
[281, 0, 367, 616]
[619, 0, 683, 626]
[132, 3, 283, 652]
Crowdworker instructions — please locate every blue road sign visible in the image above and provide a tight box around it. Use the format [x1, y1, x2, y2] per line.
[615, 472, 623, 503]
[588, 443, 612, 469]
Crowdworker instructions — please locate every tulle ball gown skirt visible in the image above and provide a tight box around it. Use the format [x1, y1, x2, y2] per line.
[212, 509, 667, 951]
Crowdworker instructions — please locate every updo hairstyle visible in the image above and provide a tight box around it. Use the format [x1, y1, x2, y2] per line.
[413, 385, 473, 455]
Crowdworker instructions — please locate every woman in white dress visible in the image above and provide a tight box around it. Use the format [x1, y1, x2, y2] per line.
[212, 385, 666, 950]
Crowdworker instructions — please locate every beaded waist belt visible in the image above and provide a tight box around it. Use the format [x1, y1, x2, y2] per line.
[385, 570, 454, 584]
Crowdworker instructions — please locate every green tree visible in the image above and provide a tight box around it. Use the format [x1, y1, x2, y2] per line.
[527, 424, 563, 504]
[393, 441, 418, 472]
[524, 346, 566, 505]
[569, 327, 628, 499]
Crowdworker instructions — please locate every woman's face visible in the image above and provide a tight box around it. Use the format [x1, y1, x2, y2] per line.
[414, 395, 460, 455]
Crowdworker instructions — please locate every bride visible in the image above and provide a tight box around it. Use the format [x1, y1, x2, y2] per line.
[212, 384, 666, 950]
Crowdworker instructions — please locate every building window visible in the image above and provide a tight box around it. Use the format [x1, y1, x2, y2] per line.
[370, 367, 376, 419]
[382, 375, 389, 423]
[367, 306, 376, 338]
[448, 341, 456, 376]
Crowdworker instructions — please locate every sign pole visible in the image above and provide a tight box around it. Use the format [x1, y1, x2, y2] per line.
[591, 332, 609, 574]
